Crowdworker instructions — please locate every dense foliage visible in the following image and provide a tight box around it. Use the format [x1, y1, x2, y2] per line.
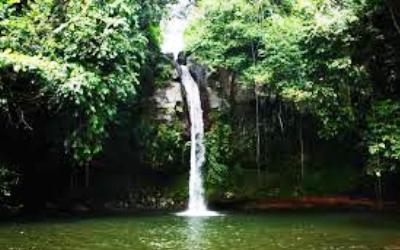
[186, 0, 400, 175]
[0, 162, 18, 204]
[366, 100, 400, 175]
[140, 121, 187, 170]
[205, 115, 233, 187]
[0, 0, 173, 164]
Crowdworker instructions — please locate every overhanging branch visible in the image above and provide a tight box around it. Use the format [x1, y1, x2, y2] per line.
[386, 0, 400, 35]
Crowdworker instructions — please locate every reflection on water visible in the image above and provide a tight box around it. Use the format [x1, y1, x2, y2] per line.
[0, 212, 399, 250]
[185, 217, 206, 250]
[140, 216, 209, 250]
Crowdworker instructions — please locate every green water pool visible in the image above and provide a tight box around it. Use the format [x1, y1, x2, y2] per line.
[0, 212, 399, 250]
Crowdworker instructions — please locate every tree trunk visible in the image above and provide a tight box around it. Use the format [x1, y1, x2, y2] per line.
[375, 167, 383, 210]
[230, 72, 236, 103]
[70, 172, 74, 189]
[376, 175, 383, 210]
[278, 103, 284, 134]
[299, 117, 304, 182]
[386, 0, 400, 35]
[255, 88, 261, 186]
[85, 165, 90, 187]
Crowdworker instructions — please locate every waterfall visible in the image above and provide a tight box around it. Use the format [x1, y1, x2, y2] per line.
[161, 0, 193, 59]
[178, 66, 218, 216]
[161, 0, 219, 217]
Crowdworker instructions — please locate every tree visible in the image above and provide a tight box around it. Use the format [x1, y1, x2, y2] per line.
[0, 0, 173, 164]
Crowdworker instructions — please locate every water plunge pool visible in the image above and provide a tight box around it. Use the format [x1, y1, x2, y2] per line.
[0, 212, 399, 250]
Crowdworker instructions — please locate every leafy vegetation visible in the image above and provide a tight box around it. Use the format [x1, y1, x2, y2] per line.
[366, 100, 400, 175]
[0, 0, 173, 164]
[140, 121, 187, 170]
[0, 162, 18, 205]
[186, 0, 400, 177]
[205, 115, 233, 188]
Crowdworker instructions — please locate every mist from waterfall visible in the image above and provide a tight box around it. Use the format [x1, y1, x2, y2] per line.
[161, 0, 193, 59]
[161, 0, 219, 217]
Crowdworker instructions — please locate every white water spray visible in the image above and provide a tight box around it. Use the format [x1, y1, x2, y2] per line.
[161, 0, 219, 217]
[178, 66, 218, 217]
[161, 0, 193, 59]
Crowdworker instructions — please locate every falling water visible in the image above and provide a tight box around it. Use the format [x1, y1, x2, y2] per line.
[161, 0, 193, 59]
[178, 66, 218, 217]
[161, 0, 219, 216]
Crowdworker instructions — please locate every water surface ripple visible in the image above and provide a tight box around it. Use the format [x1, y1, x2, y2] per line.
[0, 212, 400, 250]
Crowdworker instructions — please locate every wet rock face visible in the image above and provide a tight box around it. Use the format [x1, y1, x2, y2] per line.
[152, 81, 184, 121]
[172, 61, 182, 81]
[177, 51, 187, 65]
[207, 68, 255, 105]
[149, 55, 255, 136]
[188, 57, 207, 88]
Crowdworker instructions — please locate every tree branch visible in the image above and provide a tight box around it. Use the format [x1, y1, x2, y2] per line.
[18, 109, 33, 131]
[386, 0, 400, 36]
